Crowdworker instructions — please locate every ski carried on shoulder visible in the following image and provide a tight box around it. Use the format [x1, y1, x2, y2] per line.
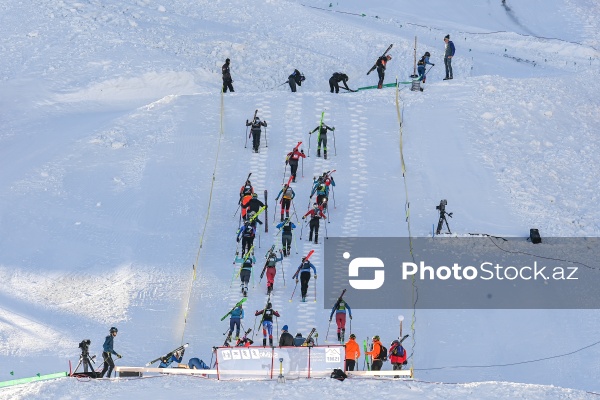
[363, 338, 371, 371]
[146, 343, 189, 366]
[302, 328, 317, 346]
[235, 245, 255, 278]
[260, 244, 276, 280]
[399, 334, 409, 344]
[366, 44, 393, 75]
[291, 250, 315, 279]
[220, 298, 248, 321]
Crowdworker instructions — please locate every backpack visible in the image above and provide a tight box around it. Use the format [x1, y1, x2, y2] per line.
[379, 344, 388, 361]
[330, 368, 347, 381]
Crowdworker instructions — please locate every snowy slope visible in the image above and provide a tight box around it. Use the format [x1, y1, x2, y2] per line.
[1, 0, 599, 398]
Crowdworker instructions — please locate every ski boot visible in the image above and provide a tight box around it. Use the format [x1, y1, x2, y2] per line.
[316, 149, 321, 157]
[280, 215, 284, 222]
[269, 338, 273, 347]
[324, 151, 327, 160]
[263, 339, 267, 347]
[302, 296, 306, 302]
[292, 176, 296, 183]
[286, 246, 291, 256]
[341, 329, 345, 342]
[337, 332, 341, 341]
[267, 283, 273, 295]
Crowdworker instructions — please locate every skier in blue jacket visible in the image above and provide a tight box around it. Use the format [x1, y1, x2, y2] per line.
[226, 304, 245, 342]
[275, 219, 296, 257]
[292, 258, 317, 302]
[234, 255, 256, 297]
[329, 299, 352, 342]
[100, 327, 121, 378]
[159, 349, 184, 368]
[417, 52, 435, 83]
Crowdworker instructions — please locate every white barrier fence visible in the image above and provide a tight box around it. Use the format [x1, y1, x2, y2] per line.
[115, 345, 413, 380]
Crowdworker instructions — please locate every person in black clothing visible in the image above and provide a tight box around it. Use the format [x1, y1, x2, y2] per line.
[288, 69, 305, 92]
[376, 55, 392, 89]
[222, 58, 234, 93]
[309, 123, 335, 159]
[246, 193, 265, 226]
[246, 116, 267, 153]
[329, 73, 350, 93]
[255, 302, 281, 347]
[279, 325, 295, 346]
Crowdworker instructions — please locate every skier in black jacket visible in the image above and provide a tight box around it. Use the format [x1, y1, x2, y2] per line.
[376, 55, 392, 89]
[329, 72, 350, 93]
[246, 116, 267, 153]
[288, 69, 305, 92]
[222, 58, 234, 93]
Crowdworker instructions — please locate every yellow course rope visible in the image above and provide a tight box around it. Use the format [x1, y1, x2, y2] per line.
[395, 80, 417, 377]
[180, 91, 226, 344]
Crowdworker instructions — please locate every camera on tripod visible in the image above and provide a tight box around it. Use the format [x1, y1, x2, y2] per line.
[78, 339, 96, 363]
[435, 199, 453, 235]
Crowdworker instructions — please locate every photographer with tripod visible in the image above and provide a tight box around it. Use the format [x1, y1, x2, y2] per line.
[100, 327, 122, 378]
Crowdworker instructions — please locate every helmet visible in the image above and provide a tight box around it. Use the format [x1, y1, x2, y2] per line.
[252, 193, 258, 198]
[267, 302, 272, 308]
[349, 334, 356, 339]
[387, 55, 392, 60]
[226, 58, 230, 63]
[424, 51, 430, 57]
[373, 335, 380, 341]
[110, 327, 118, 333]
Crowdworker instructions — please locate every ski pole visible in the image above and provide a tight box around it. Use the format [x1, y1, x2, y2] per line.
[273, 200, 277, 224]
[233, 204, 241, 218]
[293, 233, 299, 254]
[289, 281, 298, 302]
[291, 202, 299, 223]
[313, 274, 317, 302]
[326, 319, 332, 341]
[308, 133, 311, 157]
[265, 126, 268, 148]
[252, 265, 255, 288]
[252, 314, 259, 340]
[324, 219, 329, 239]
[301, 157, 304, 178]
[282, 162, 287, 184]
[333, 129, 337, 156]
[332, 186, 337, 209]
[300, 219, 305, 240]
[245, 125, 249, 148]
[279, 250, 286, 287]
[276, 316, 279, 343]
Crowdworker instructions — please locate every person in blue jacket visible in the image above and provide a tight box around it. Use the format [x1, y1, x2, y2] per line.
[310, 173, 335, 210]
[234, 254, 256, 297]
[226, 304, 245, 342]
[236, 221, 256, 256]
[100, 327, 121, 378]
[417, 52, 435, 83]
[275, 219, 296, 257]
[443, 34, 455, 80]
[329, 299, 352, 342]
[159, 348, 185, 368]
[292, 257, 317, 302]
[275, 184, 296, 222]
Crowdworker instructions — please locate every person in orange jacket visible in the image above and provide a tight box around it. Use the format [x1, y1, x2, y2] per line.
[366, 335, 383, 371]
[344, 334, 361, 371]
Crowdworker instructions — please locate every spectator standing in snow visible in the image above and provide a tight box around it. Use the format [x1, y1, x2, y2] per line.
[279, 325, 295, 346]
[222, 58, 234, 92]
[443, 35, 455, 80]
[344, 334, 361, 371]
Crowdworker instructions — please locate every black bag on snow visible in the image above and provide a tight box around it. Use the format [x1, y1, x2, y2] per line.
[331, 368, 347, 381]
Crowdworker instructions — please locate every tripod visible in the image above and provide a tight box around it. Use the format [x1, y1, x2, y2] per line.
[435, 199, 452, 235]
[72, 351, 97, 377]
